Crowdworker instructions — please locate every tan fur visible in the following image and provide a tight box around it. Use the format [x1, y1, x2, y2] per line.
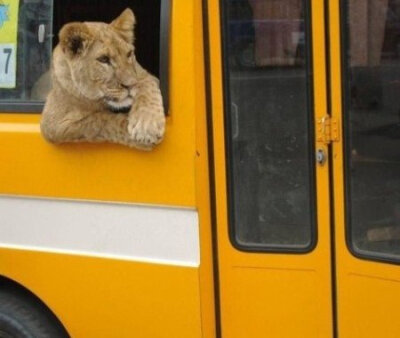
[40, 8, 165, 150]
[31, 71, 52, 101]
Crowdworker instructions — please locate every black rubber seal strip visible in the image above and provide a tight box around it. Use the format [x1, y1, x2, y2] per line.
[324, 1, 338, 336]
[159, 0, 171, 115]
[202, 0, 222, 336]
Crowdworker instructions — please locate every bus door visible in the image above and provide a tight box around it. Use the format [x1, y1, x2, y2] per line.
[208, 0, 400, 336]
[331, 0, 400, 337]
[207, 1, 334, 337]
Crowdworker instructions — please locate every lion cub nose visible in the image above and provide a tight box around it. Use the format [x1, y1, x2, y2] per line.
[121, 83, 132, 90]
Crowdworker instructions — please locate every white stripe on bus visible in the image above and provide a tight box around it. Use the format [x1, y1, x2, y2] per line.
[0, 196, 200, 267]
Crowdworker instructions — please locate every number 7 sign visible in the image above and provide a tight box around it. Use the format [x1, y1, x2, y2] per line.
[0, 43, 15, 88]
[0, 0, 20, 89]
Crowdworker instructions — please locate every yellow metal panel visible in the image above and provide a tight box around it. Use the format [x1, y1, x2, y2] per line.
[0, 1, 213, 337]
[342, 274, 400, 338]
[329, 1, 400, 337]
[0, 0, 203, 207]
[207, 1, 333, 337]
[0, 248, 202, 338]
[224, 267, 319, 338]
[0, 113, 196, 207]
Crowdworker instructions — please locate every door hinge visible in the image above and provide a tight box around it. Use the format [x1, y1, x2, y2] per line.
[316, 116, 340, 144]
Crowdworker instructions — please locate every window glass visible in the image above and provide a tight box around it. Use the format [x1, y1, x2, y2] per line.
[0, 0, 53, 104]
[222, 0, 315, 250]
[0, 0, 162, 111]
[345, 0, 400, 261]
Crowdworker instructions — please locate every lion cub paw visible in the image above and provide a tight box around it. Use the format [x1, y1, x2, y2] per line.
[128, 108, 165, 148]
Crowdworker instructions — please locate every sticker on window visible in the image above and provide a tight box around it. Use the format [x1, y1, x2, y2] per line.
[0, 0, 19, 88]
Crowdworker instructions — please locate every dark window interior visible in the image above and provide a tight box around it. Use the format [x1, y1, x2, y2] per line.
[344, 0, 400, 262]
[0, 0, 162, 111]
[53, 0, 161, 77]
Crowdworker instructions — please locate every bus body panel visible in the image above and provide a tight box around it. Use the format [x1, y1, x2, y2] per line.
[0, 1, 216, 337]
[0, 248, 202, 337]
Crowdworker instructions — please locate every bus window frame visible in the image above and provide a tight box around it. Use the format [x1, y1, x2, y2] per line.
[160, 0, 171, 115]
[0, 0, 171, 115]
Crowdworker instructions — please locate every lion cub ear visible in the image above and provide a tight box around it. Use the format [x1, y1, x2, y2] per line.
[110, 8, 136, 44]
[59, 22, 93, 58]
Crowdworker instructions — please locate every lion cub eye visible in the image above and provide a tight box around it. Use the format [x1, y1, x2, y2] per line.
[127, 50, 133, 58]
[97, 55, 111, 64]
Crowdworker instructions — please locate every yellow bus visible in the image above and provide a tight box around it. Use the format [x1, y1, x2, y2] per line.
[1, 0, 400, 337]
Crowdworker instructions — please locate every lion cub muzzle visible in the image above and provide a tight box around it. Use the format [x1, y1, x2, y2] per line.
[104, 83, 137, 113]
[105, 95, 133, 113]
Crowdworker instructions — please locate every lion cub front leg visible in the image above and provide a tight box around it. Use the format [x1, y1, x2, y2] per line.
[42, 110, 150, 150]
[128, 75, 166, 148]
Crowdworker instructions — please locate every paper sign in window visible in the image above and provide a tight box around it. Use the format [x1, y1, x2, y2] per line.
[0, 0, 19, 88]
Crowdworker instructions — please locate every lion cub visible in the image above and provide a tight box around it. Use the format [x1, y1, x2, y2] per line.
[40, 8, 165, 150]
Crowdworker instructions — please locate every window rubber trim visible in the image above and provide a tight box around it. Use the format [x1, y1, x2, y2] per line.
[0, 102, 44, 113]
[160, 0, 171, 115]
[219, 0, 318, 254]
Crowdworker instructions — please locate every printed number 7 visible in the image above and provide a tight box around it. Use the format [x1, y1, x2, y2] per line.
[3, 48, 12, 74]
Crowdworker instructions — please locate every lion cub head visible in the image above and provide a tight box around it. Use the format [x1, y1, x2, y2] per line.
[55, 8, 138, 113]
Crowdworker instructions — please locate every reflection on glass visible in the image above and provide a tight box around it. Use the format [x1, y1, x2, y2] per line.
[224, 0, 314, 249]
[346, 0, 400, 259]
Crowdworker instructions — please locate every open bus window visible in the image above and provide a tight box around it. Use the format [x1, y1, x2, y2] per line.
[0, 0, 167, 113]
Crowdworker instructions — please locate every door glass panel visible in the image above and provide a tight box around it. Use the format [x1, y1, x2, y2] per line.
[344, 0, 400, 260]
[222, 0, 315, 250]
